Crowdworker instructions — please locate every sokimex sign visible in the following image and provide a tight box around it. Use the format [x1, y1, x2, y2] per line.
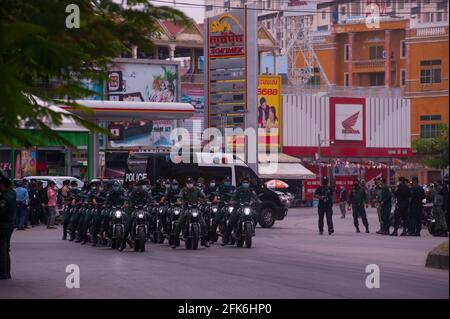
[209, 13, 245, 58]
[335, 103, 364, 141]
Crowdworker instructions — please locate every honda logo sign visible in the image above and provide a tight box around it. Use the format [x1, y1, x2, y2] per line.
[335, 104, 363, 141]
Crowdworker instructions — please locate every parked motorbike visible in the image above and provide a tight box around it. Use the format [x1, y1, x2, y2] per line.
[183, 204, 201, 250]
[131, 204, 148, 252]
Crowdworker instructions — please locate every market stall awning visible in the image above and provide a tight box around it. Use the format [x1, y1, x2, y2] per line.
[258, 162, 316, 180]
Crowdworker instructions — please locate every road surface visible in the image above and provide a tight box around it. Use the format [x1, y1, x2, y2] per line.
[1, 207, 448, 299]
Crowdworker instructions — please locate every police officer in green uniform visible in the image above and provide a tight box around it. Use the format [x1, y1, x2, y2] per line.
[376, 178, 392, 235]
[432, 181, 449, 237]
[314, 176, 335, 235]
[210, 176, 235, 241]
[222, 178, 260, 246]
[0, 176, 16, 280]
[70, 189, 88, 242]
[119, 180, 150, 252]
[62, 181, 81, 240]
[160, 179, 181, 233]
[374, 178, 383, 232]
[172, 177, 208, 248]
[91, 182, 110, 246]
[348, 178, 370, 233]
[392, 177, 411, 236]
[81, 181, 104, 245]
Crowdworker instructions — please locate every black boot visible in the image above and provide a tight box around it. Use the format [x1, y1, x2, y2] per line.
[365, 227, 370, 233]
[62, 232, 67, 240]
[221, 235, 229, 246]
[201, 238, 210, 248]
[355, 227, 360, 233]
[391, 229, 398, 236]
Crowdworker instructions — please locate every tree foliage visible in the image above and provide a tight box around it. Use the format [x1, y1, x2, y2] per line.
[0, 0, 188, 147]
[412, 124, 449, 169]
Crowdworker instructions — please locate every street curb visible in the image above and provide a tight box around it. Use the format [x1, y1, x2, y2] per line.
[425, 244, 449, 270]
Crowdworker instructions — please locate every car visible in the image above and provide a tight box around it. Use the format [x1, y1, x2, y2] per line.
[23, 176, 84, 189]
[123, 151, 288, 228]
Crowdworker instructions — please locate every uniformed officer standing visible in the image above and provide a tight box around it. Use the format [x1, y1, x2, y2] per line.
[119, 180, 150, 251]
[222, 178, 260, 245]
[392, 177, 411, 236]
[376, 178, 391, 235]
[348, 178, 370, 233]
[314, 176, 335, 235]
[172, 178, 208, 248]
[0, 176, 16, 280]
[407, 176, 425, 236]
[210, 176, 235, 241]
[432, 181, 449, 237]
[374, 178, 383, 231]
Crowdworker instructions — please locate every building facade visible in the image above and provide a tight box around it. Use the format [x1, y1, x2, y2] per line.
[291, 1, 449, 142]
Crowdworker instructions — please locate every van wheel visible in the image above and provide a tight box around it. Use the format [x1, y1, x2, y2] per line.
[259, 207, 275, 228]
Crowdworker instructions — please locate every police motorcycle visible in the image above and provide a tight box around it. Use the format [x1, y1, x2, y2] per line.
[97, 201, 112, 246]
[130, 203, 149, 252]
[85, 195, 107, 245]
[110, 203, 126, 250]
[182, 203, 202, 250]
[212, 197, 235, 243]
[148, 193, 166, 244]
[167, 196, 183, 247]
[74, 195, 90, 243]
[68, 196, 84, 241]
[203, 192, 220, 242]
[229, 201, 258, 248]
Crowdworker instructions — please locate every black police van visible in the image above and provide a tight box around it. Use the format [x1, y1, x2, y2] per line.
[124, 151, 288, 228]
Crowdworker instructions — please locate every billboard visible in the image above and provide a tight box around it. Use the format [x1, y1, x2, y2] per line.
[257, 75, 282, 146]
[106, 60, 179, 148]
[207, 9, 247, 129]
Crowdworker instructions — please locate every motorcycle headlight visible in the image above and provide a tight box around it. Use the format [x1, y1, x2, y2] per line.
[138, 213, 144, 219]
[115, 211, 122, 218]
[212, 207, 218, 213]
[159, 208, 163, 213]
[228, 206, 234, 213]
[174, 209, 180, 215]
[244, 207, 251, 215]
[192, 211, 199, 217]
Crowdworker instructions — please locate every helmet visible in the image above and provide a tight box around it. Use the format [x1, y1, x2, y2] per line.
[321, 176, 329, 185]
[186, 177, 194, 184]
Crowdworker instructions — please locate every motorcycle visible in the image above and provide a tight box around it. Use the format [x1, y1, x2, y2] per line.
[131, 204, 148, 252]
[205, 200, 221, 243]
[230, 202, 255, 248]
[110, 205, 126, 250]
[149, 201, 165, 244]
[167, 201, 182, 247]
[182, 204, 201, 250]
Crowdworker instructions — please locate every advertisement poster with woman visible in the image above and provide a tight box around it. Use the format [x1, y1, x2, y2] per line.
[257, 75, 281, 146]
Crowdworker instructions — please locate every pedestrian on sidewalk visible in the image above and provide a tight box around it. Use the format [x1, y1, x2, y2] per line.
[14, 181, 28, 231]
[0, 176, 16, 280]
[348, 178, 370, 233]
[314, 176, 334, 235]
[46, 181, 58, 229]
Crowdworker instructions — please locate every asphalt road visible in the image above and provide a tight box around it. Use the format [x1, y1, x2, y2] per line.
[0, 207, 448, 299]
